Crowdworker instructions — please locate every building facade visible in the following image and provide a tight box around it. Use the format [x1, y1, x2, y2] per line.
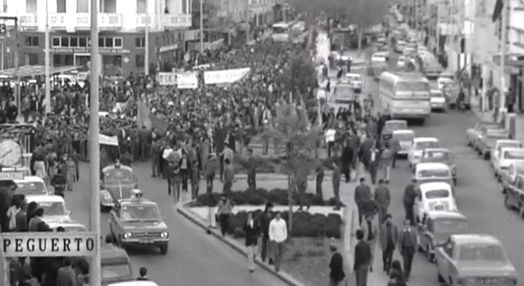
[1, 0, 191, 75]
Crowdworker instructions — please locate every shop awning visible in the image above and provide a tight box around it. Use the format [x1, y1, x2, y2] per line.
[0, 65, 80, 77]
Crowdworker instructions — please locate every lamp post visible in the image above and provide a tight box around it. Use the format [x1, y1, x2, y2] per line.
[145, 0, 150, 75]
[44, 0, 51, 114]
[200, 0, 204, 51]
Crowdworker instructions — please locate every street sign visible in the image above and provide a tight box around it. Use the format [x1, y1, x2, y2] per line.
[0, 172, 24, 180]
[1, 232, 98, 257]
[0, 24, 5, 34]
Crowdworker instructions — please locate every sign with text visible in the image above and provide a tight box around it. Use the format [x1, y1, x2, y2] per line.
[177, 72, 198, 89]
[0, 172, 24, 180]
[2, 232, 97, 257]
[157, 72, 177, 86]
[204, 68, 250, 85]
[49, 48, 130, 54]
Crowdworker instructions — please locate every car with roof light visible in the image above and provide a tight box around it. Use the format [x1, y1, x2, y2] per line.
[465, 121, 500, 147]
[102, 165, 138, 202]
[503, 173, 524, 218]
[414, 182, 457, 223]
[430, 89, 446, 111]
[435, 234, 517, 286]
[381, 120, 408, 142]
[492, 147, 524, 179]
[109, 191, 169, 254]
[416, 148, 457, 185]
[14, 176, 49, 196]
[25, 194, 71, 224]
[345, 73, 362, 93]
[476, 129, 511, 159]
[415, 163, 454, 188]
[408, 137, 440, 167]
[491, 139, 523, 167]
[392, 129, 415, 156]
[417, 211, 468, 262]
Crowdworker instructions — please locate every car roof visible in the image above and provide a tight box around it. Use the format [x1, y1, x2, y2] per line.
[26, 195, 65, 203]
[392, 129, 414, 134]
[451, 234, 501, 245]
[419, 182, 452, 191]
[119, 197, 156, 206]
[496, 139, 520, 144]
[414, 137, 439, 143]
[14, 176, 45, 183]
[426, 211, 466, 220]
[108, 282, 159, 286]
[346, 73, 361, 77]
[103, 165, 133, 172]
[501, 147, 524, 153]
[416, 162, 450, 171]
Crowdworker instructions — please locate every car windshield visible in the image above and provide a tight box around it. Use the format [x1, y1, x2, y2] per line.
[504, 150, 524, 159]
[104, 169, 134, 184]
[434, 220, 467, 233]
[120, 205, 161, 222]
[415, 141, 439, 149]
[394, 133, 414, 141]
[423, 151, 451, 162]
[425, 189, 450, 199]
[101, 264, 132, 280]
[37, 202, 66, 216]
[418, 169, 450, 178]
[334, 85, 352, 95]
[459, 244, 505, 261]
[16, 181, 46, 195]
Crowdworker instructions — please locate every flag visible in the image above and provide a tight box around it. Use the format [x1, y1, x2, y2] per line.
[492, 0, 503, 22]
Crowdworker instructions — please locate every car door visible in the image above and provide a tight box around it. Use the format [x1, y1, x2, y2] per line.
[110, 205, 122, 238]
[435, 238, 454, 282]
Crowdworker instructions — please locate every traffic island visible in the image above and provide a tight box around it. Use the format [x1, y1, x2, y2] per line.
[177, 194, 354, 286]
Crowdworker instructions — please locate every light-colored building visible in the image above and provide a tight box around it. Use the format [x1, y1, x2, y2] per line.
[1, 0, 192, 75]
[211, 0, 274, 26]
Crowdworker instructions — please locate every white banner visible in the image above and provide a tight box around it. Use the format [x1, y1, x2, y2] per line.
[204, 68, 250, 85]
[177, 72, 198, 89]
[157, 72, 177, 86]
[99, 134, 119, 146]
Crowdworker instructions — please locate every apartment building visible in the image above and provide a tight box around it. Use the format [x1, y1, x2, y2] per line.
[2, 0, 191, 75]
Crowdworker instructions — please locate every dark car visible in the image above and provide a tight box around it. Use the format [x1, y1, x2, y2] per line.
[102, 165, 138, 202]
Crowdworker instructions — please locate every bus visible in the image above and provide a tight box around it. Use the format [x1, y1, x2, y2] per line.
[378, 72, 431, 123]
[271, 22, 308, 43]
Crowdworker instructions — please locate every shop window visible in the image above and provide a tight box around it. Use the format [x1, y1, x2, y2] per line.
[135, 37, 145, 48]
[105, 37, 113, 47]
[25, 53, 39, 65]
[114, 37, 123, 48]
[79, 37, 87, 47]
[135, 54, 144, 67]
[24, 36, 39, 47]
[70, 37, 78, 47]
[52, 37, 61, 47]
[61, 37, 70, 47]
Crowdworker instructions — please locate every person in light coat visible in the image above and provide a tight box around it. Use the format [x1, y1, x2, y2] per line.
[269, 211, 287, 273]
[360, 213, 379, 272]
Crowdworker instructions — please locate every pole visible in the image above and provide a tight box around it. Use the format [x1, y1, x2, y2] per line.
[436, 2, 440, 51]
[1, 42, 4, 70]
[14, 19, 20, 115]
[246, 0, 250, 44]
[44, 0, 51, 114]
[199, 0, 204, 51]
[499, 0, 507, 116]
[144, 0, 149, 75]
[89, 0, 101, 283]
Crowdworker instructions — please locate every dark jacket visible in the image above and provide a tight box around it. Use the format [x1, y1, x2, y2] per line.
[329, 252, 345, 282]
[403, 184, 417, 205]
[257, 212, 272, 238]
[354, 184, 372, 205]
[244, 220, 259, 246]
[56, 266, 76, 286]
[353, 240, 371, 270]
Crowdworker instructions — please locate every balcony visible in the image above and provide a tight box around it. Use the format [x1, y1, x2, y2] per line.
[18, 14, 38, 28]
[50, 13, 123, 30]
[136, 14, 191, 29]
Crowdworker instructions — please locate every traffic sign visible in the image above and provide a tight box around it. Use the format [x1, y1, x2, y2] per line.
[0, 24, 6, 34]
[1, 232, 98, 257]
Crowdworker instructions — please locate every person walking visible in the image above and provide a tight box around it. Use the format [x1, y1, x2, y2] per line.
[374, 179, 391, 224]
[216, 195, 233, 236]
[222, 158, 235, 195]
[354, 177, 372, 225]
[353, 229, 371, 286]
[136, 267, 149, 280]
[269, 211, 287, 272]
[258, 203, 274, 264]
[328, 243, 345, 286]
[379, 214, 398, 272]
[381, 146, 392, 181]
[246, 149, 257, 191]
[403, 178, 418, 225]
[315, 160, 325, 200]
[368, 144, 379, 184]
[341, 140, 353, 182]
[332, 161, 342, 210]
[244, 212, 259, 273]
[398, 219, 417, 281]
[360, 213, 379, 272]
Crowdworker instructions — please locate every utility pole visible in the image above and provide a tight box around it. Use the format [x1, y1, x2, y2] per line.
[435, 1, 440, 51]
[499, 0, 507, 118]
[144, 0, 150, 75]
[89, 0, 101, 284]
[199, 0, 204, 51]
[44, 0, 51, 114]
[246, 0, 250, 43]
[0, 17, 20, 113]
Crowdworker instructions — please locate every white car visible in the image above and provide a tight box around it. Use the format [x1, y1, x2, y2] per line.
[14, 176, 49, 196]
[437, 74, 455, 90]
[392, 129, 415, 155]
[415, 163, 454, 187]
[345, 73, 362, 93]
[414, 182, 457, 223]
[491, 139, 523, 166]
[371, 52, 387, 63]
[430, 89, 446, 111]
[108, 282, 159, 286]
[25, 195, 71, 224]
[492, 147, 524, 178]
[408, 137, 440, 167]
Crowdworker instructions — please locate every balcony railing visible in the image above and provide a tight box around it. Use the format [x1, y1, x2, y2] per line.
[136, 14, 192, 28]
[50, 13, 123, 29]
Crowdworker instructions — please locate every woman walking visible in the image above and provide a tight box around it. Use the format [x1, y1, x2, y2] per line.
[243, 212, 259, 273]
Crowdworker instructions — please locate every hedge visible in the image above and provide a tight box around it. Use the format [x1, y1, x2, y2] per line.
[193, 188, 344, 207]
[234, 154, 338, 174]
[227, 210, 343, 239]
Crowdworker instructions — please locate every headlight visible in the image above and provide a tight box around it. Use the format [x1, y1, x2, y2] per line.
[161, 232, 169, 238]
[123, 233, 131, 239]
[103, 192, 112, 201]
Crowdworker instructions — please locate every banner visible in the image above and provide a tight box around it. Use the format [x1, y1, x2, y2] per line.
[157, 72, 177, 86]
[99, 134, 119, 146]
[204, 68, 250, 85]
[177, 72, 198, 89]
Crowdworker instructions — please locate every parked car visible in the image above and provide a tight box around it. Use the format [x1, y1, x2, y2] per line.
[417, 148, 457, 185]
[465, 121, 500, 147]
[430, 89, 446, 112]
[491, 139, 523, 169]
[476, 129, 511, 159]
[503, 174, 524, 217]
[392, 129, 415, 156]
[414, 163, 454, 187]
[408, 137, 441, 167]
[414, 182, 457, 223]
[492, 147, 524, 180]
[502, 162, 524, 193]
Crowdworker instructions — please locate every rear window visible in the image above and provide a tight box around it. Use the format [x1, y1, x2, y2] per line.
[394, 133, 414, 141]
[504, 150, 524, 160]
[425, 189, 450, 199]
[418, 169, 450, 178]
[16, 181, 46, 195]
[415, 141, 439, 149]
[101, 264, 132, 280]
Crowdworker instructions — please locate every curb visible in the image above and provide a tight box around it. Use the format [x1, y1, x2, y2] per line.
[176, 203, 307, 286]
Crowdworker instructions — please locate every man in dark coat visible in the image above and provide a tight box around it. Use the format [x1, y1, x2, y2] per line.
[403, 178, 418, 224]
[354, 229, 371, 286]
[329, 243, 345, 286]
[354, 177, 372, 225]
[257, 203, 274, 263]
[374, 179, 391, 224]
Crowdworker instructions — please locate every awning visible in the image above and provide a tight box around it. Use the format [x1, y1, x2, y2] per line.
[0, 65, 79, 77]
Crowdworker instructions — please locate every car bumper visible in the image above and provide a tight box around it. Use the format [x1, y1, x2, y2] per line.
[431, 102, 446, 110]
[121, 238, 169, 246]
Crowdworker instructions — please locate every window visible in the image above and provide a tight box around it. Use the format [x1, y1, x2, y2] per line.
[135, 37, 145, 47]
[79, 37, 87, 47]
[56, 0, 66, 13]
[105, 37, 113, 47]
[2, 0, 7, 13]
[98, 38, 104, 47]
[70, 37, 78, 47]
[24, 36, 39, 47]
[52, 37, 61, 47]
[135, 54, 144, 67]
[182, 0, 187, 14]
[137, 0, 147, 13]
[25, 53, 39, 65]
[77, 0, 88, 12]
[114, 37, 123, 48]
[26, 0, 37, 13]
[61, 37, 69, 47]
[100, 0, 116, 13]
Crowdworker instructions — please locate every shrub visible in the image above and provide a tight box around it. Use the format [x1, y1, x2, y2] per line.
[224, 211, 343, 239]
[233, 154, 336, 174]
[193, 188, 345, 207]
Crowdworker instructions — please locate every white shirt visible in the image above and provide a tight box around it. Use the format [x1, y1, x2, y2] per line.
[162, 148, 173, 159]
[269, 218, 288, 243]
[325, 129, 336, 143]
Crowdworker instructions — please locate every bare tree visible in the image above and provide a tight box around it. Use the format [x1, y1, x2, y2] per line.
[343, 0, 391, 52]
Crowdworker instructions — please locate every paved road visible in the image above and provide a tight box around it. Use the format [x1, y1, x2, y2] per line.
[65, 163, 288, 286]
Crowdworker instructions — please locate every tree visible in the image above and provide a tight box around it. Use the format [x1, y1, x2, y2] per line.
[265, 104, 322, 233]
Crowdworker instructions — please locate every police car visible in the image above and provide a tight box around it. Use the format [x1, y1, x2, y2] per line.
[14, 175, 49, 196]
[109, 190, 169, 254]
[26, 194, 72, 224]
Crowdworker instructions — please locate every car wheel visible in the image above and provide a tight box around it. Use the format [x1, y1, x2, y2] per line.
[426, 244, 434, 262]
[519, 204, 524, 219]
[504, 194, 514, 210]
[159, 244, 168, 255]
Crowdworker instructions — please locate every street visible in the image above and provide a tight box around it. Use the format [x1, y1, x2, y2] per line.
[64, 163, 288, 286]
